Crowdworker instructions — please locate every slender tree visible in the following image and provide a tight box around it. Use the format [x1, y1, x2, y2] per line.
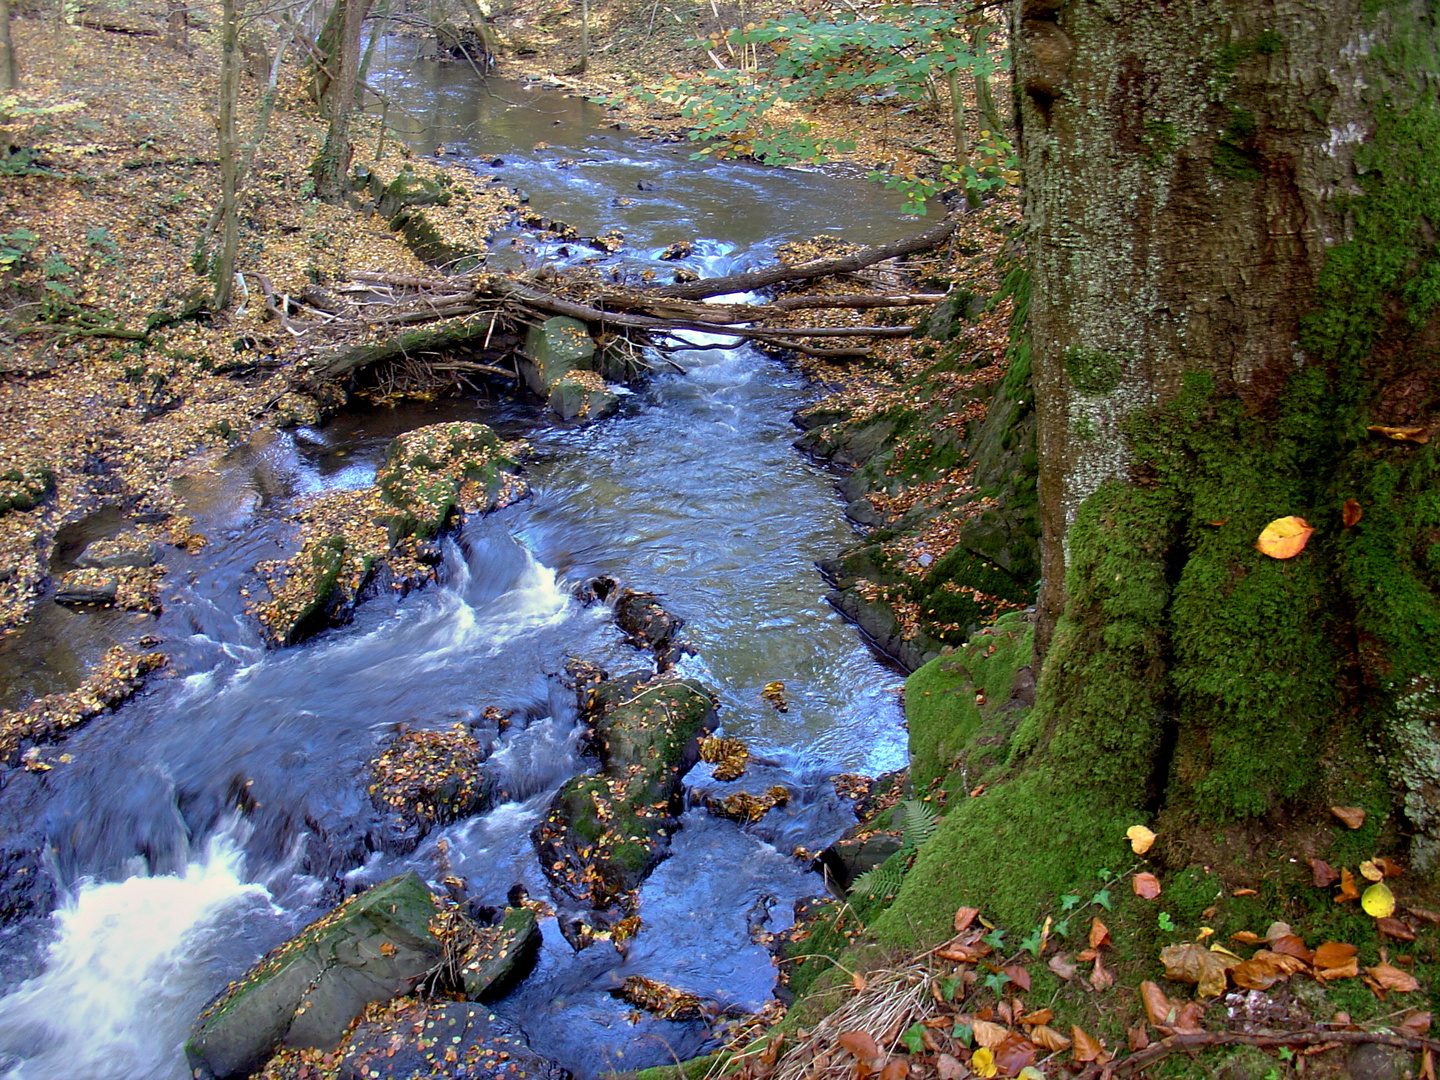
[213, 0, 241, 309]
[869, 0, 1440, 940]
[0, 0, 19, 91]
[310, 0, 372, 201]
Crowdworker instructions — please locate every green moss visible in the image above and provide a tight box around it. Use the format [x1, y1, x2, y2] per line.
[0, 463, 53, 514]
[1141, 120, 1178, 164]
[1063, 346, 1123, 396]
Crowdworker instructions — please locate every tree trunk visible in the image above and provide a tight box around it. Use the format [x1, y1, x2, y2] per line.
[213, 0, 241, 309]
[310, 0, 372, 202]
[0, 0, 18, 91]
[865, 0, 1440, 943]
[165, 0, 188, 50]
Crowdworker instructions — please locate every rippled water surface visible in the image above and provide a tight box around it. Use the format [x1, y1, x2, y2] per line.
[0, 49, 920, 1080]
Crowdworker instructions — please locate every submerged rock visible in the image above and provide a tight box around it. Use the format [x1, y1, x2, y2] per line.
[534, 675, 717, 908]
[613, 588, 687, 671]
[369, 724, 498, 838]
[186, 873, 444, 1080]
[547, 369, 620, 421]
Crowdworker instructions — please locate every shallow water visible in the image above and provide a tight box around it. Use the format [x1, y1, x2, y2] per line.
[0, 53, 920, 1080]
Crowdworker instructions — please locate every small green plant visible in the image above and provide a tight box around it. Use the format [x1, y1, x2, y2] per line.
[1091, 888, 1113, 910]
[85, 227, 121, 264]
[1158, 911, 1176, 932]
[902, 1022, 926, 1054]
[0, 228, 39, 271]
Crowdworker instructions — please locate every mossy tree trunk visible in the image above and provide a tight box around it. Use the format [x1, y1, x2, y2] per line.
[311, 0, 372, 202]
[871, 0, 1440, 944]
[213, 0, 241, 309]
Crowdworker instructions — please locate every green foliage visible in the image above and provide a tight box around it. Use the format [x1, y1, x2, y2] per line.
[0, 228, 38, 272]
[0, 94, 84, 177]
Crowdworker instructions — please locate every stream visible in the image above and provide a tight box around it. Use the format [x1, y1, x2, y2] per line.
[0, 46, 923, 1080]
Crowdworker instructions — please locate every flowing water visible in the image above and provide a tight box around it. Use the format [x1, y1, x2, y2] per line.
[0, 47, 924, 1080]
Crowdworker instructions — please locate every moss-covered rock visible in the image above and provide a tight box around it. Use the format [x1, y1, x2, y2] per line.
[453, 905, 542, 1001]
[186, 873, 444, 1080]
[375, 421, 522, 541]
[534, 675, 717, 908]
[518, 315, 596, 397]
[0, 462, 53, 514]
[547, 369, 619, 421]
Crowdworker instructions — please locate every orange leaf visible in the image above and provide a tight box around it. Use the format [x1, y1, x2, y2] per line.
[972, 1020, 1010, 1050]
[879, 1060, 908, 1080]
[954, 906, 980, 933]
[1128, 1023, 1151, 1052]
[1173, 1001, 1206, 1034]
[1400, 1012, 1433, 1038]
[1231, 950, 1306, 990]
[1030, 1025, 1071, 1053]
[853, 971, 868, 992]
[1004, 965, 1032, 992]
[1160, 942, 1237, 997]
[1377, 856, 1405, 878]
[839, 1030, 881, 1062]
[1089, 917, 1111, 949]
[1367, 424, 1430, 444]
[1343, 499, 1363, 527]
[993, 1033, 1037, 1077]
[1256, 516, 1314, 559]
[1020, 1009, 1053, 1027]
[1132, 872, 1162, 900]
[1423, 1049, 1436, 1080]
[1310, 858, 1340, 887]
[1231, 931, 1264, 944]
[1331, 805, 1367, 829]
[1313, 941, 1360, 981]
[1089, 952, 1115, 990]
[1140, 981, 1177, 1028]
[1366, 962, 1421, 994]
[1071, 1026, 1103, 1063]
[1269, 934, 1314, 963]
[1335, 867, 1360, 903]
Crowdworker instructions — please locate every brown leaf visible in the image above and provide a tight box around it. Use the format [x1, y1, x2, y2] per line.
[972, 1019, 1010, 1050]
[1047, 952, 1078, 981]
[1173, 1002, 1206, 1034]
[1310, 858, 1341, 887]
[954, 906, 980, 933]
[1019, 1009, 1053, 1027]
[1132, 872, 1162, 900]
[1231, 949, 1306, 990]
[937, 1054, 968, 1080]
[993, 1033, 1037, 1077]
[1140, 981, 1177, 1028]
[1256, 516, 1314, 559]
[1377, 917, 1417, 942]
[839, 1030, 881, 1063]
[1366, 962, 1421, 993]
[1004, 965, 1032, 992]
[1399, 1012, 1433, 1038]
[1410, 906, 1440, 925]
[1313, 941, 1360, 981]
[1089, 952, 1115, 990]
[879, 1060, 908, 1080]
[1031, 1025, 1071, 1053]
[1343, 499, 1363, 528]
[1231, 931, 1264, 945]
[1331, 806, 1367, 829]
[1127, 1023, 1151, 1052]
[1088, 917, 1111, 949]
[1269, 934, 1314, 963]
[852, 971, 868, 993]
[1160, 942, 1238, 998]
[1367, 424, 1430, 444]
[1377, 856, 1405, 878]
[1071, 1026, 1103, 1064]
[1335, 867, 1360, 902]
[1423, 1049, 1436, 1080]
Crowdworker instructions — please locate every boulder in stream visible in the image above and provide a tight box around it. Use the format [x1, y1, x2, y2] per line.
[518, 315, 596, 397]
[369, 724, 499, 845]
[534, 674, 717, 908]
[613, 588, 687, 671]
[546, 369, 620, 421]
[186, 872, 444, 1080]
[375, 421, 525, 541]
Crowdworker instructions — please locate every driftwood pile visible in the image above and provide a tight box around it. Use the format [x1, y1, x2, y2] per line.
[274, 209, 964, 397]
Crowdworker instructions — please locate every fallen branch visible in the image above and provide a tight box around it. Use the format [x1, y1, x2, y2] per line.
[1074, 1028, 1440, 1080]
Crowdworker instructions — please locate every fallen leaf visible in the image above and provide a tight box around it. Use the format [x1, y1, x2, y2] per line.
[1133, 872, 1162, 900]
[972, 1047, 998, 1079]
[1140, 981, 1177, 1028]
[1265, 921, 1295, 941]
[1047, 952, 1077, 980]
[1331, 806, 1367, 829]
[1127, 1023, 1150, 1051]
[1231, 887, 1258, 897]
[1173, 1002, 1206, 1034]
[1089, 917, 1111, 949]
[852, 971, 868, 993]
[972, 1019, 1010, 1049]
[1410, 906, 1440, 925]
[1004, 965, 1032, 992]
[993, 1033, 1037, 1076]
[1269, 934, 1314, 963]
[1126, 825, 1157, 854]
[1336, 868, 1360, 902]
[839, 1030, 881, 1062]
[879, 1060, 908, 1080]
[1089, 952, 1115, 990]
[1231, 950, 1307, 990]
[1030, 1025, 1071, 1052]
[1360, 859, 1385, 882]
[1362, 881, 1396, 918]
[1071, 1026, 1103, 1063]
[937, 1054, 967, 1080]
[1367, 424, 1430, 444]
[1377, 856, 1405, 878]
[1310, 858, 1341, 887]
[1313, 941, 1360, 981]
[1423, 1050, 1436, 1080]
[955, 906, 980, 933]
[1399, 1012, 1433, 1038]
[1256, 516, 1314, 559]
[1020, 1009, 1052, 1027]
[1377, 917, 1417, 941]
[1231, 931, 1264, 944]
[1343, 499, 1363, 528]
[1161, 942, 1238, 997]
[1366, 962, 1421, 993]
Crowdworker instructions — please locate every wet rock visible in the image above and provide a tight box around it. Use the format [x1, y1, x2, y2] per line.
[53, 575, 118, 607]
[703, 785, 791, 824]
[658, 240, 692, 261]
[534, 675, 717, 907]
[369, 724, 498, 835]
[672, 268, 700, 284]
[819, 830, 902, 892]
[452, 905, 542, 1000]
[340, 1001, 568, 1079]
[698, 735, 749, 781]
[376, 422, 524, 541]
[186, 873, 444, 1080]
[547, 369, 620, 421]
[1347, 1044, 1411, 1080]
[614, 975, 706, 1020]
[74, 540, 159, 569]
[613, 588, 686, 671]
[518, 315, 596, 397]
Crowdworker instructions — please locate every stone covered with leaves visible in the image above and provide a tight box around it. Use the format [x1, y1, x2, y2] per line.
[534, 674, 717, 908]
[369, 723, 498, 838]
[249, 423, 527, 645]
[186, 873, 444, 1080]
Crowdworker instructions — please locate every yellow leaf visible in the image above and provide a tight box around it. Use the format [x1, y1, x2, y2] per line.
[972, 1047, 998, 1078]
[1256, 516, 1314, 559]
[1126, 825, 1156, 854]
[1362, 881, 1396, 918]
[1360, 859, 1385, 882]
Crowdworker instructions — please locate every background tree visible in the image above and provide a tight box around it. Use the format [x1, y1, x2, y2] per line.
[310, 0, 373, 200]
[867, 0, 1440, 941]
[0, 0, 18, 91]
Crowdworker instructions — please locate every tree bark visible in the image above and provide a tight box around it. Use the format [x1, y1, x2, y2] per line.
[310, 0, 372, 201]
[865, 0, 1440, 945]
[213, 0, 241, 309]
[0, 0, 19, 91]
